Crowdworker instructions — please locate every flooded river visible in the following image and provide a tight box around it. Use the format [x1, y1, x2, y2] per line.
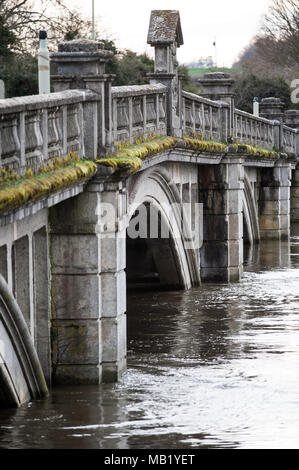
[1, 232, 299, 449]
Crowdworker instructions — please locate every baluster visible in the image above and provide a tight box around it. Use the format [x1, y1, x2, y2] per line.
[19, 111, 26, 167]
[113, 98, 118, 143]
[201, 104, 205, 138]
[41, 108, 48, 161]
[78, 102, 84, 158]
[192, 101, 195, 133]
[209, 106, 213, 139]
[252, 120, 255, 145]
[143, 95, 147, 135]
[182, 97, 186, 134]
[156, 94, 159, 131]
[128, 97, 133, 143]
[62, 105, 67, 156]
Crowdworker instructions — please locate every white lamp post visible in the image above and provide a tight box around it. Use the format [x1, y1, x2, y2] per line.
[38, 30, 50, 94]
[253, 97, 259, 117]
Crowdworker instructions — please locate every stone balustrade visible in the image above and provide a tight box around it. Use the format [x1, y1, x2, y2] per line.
[111, 84, 167, 144]
[0, 89, 98, 174]
[282, 124, 297, 154]
[182, 90, 229, 142]
[0, 34, 298, 176]
[234, 108, 276, 150]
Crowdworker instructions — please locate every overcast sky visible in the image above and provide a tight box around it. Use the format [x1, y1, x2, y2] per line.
[70, 0, 272, 67]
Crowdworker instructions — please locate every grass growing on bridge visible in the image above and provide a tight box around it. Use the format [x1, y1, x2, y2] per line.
[0, 153, 97, 213]
[229, 143, 277, 158]
[96, 135, 177, 174]
[95, 133, 278, 176]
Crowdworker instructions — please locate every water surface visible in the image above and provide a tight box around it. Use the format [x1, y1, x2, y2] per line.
[0, 235, 299, 449]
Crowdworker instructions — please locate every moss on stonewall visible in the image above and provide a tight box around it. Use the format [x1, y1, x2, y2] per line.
[0, 153, 97, 213]
[228, 143, 277, 158]
[95, 133, 279, 177]
[96, 135, 177, 174]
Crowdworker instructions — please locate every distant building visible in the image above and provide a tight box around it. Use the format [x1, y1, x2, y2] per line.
[185, 56, 216, 69]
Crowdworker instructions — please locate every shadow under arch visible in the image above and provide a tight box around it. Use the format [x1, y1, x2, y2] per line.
[243, 174, 260, 245]
[0, 275, 48, 407]
[126, 165, 200, 290]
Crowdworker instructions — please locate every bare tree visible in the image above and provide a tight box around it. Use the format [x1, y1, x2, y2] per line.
[260, 0, 299, 66]
[235, 0, 299, 83]
[0, 0, 93, 56]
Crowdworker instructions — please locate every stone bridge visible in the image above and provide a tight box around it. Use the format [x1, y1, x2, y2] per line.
[0, 10, 298, 406]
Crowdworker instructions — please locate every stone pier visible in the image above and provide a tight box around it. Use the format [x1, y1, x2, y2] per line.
[199, 158, 244, 282]
[258, 165, 291, 240]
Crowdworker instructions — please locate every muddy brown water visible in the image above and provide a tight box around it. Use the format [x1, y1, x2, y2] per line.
[1, 230, 299, 449]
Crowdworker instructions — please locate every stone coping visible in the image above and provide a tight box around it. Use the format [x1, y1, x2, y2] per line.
[283, 124, 298, 133]
[111, 83, 167, 98]
[50, 50, 113, 60]
[182, 90, 228, 108]
[234, 108, 278, 125]
[0, 89, 98, 114]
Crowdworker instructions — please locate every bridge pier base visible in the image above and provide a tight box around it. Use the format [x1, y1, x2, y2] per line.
[259, 165, 291, 240]
[99, 181, 127, 383]
[199, 159, 244, 282]
[50, 179, 127, 384]
[50, 188, 103, 384]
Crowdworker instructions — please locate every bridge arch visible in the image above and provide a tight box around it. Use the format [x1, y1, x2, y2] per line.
[0, 275, 48, 407]
[126, 165, 200, 290]
[242, 174, 260, 245]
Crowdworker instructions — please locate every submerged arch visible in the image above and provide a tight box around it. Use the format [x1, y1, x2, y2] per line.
[0, 275, 48, 407]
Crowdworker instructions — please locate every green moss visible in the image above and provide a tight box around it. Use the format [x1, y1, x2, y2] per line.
[96, 134, 279, 177]
[0, 154, 97, 213]
[96, 135, 177, 174]
[228, 143, 277, 158]
[182, 136, 227, 153]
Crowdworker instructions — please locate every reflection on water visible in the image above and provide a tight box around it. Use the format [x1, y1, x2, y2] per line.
[1, 234, 299, 449]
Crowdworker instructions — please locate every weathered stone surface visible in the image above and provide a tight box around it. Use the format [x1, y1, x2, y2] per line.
[201, 266, 241, 283]
[58, 39, 104, 53]
[200, 188, 243, 215]
[102, 313, 126, 363]
[51, 234, 100, 274]
[101, 271, 126, 318]
[101, 357, 127, 383]
[147, 10, 183, 46]
[259, 215, 280, 231]
[52, 319, 101, 365]
[259, 229, 282, 240]
[260, 97, 285, 121]
[52, 274, 100, 319]
[201, 242, 229, 268]
[54, 364, 102, 385]
[100, 233, 126, 273]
